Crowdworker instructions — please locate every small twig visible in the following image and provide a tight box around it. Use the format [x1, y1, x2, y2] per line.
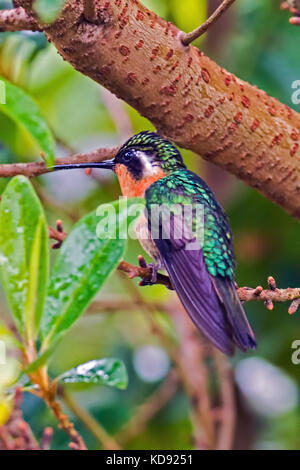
[48, 220, 67, 249]
[0, 147, 118, 178]
[264, 299, 274, 311]
[88, 298, 161, 313]
[46, 220, 300, 315]
[0, 7, 41, 32]
[118, 263, 300, 314]
[289, 16, 300, 24]
[237, 276, 300, 315]
[23, 350, 87, 450]
[288, 298, 300, 315]
[83, 0, 98, 23]
[213, 350, 236, 450]
[281, 1, 300, 24]
[62, 389, 121, 450]
[267, 276, 277, 290]
[116, 370, 178, 445]
[47, 224, 300, 315]
[281, 1, 300, 12]
[181, 0, 236, 46]
[41, 427, 53, 450]
[237, 284, 300, 303]
[38, 385, 87, 450]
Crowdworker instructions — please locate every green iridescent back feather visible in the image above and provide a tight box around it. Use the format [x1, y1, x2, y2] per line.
[145, 170, 236, 280]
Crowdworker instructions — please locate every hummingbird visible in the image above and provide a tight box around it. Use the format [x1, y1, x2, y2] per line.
[52, 131, 256, 355]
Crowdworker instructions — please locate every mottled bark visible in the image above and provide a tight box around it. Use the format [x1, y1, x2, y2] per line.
[0, 7, 40, 31]
[7, 1, 300, 219]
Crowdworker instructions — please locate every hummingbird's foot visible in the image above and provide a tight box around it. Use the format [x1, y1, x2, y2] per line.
[138, 255, 158, 286]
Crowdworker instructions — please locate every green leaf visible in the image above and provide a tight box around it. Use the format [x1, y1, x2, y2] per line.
[24, 216, 44, 341]
[41, 198, 144, 348]
[141, 0, 169, 17]
[0, 78, 55, 166]
[34, 0, 67, 23]
[0, 80, 5, 105]
[57, 358, 128, 390]
[0, 176, 49, 338]
[0, 321, 22, 350]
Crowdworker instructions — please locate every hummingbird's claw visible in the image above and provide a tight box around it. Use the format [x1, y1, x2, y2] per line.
[138, 255, 148, 269]
[138, 256, 158, 286]
[149, 263, 158, 283]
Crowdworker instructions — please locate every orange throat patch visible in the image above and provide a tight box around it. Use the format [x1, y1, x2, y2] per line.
[115, 163, 165, 198]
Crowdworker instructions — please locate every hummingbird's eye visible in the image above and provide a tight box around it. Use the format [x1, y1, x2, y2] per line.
[122, 149, 135, 162]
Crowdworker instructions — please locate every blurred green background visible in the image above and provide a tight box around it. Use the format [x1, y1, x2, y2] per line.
[0, 0, 300, 450]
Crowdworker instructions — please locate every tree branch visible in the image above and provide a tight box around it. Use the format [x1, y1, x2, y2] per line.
[118, 262, 300, 315]
[181, 0, 236, 46]
[48, 224, 300, 313]
[0, 7, 40, 32]
[12, 0, 300, 220]
[0, 147, 118, 177]
[236, 276, 300, 314]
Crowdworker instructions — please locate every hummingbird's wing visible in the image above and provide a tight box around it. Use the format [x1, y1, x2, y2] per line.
[145, 170, 256, 356]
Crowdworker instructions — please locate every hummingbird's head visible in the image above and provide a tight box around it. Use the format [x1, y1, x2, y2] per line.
[52, 132, 185, 197]
[114, 131, 185, 178]
[111, 132, 186, 197]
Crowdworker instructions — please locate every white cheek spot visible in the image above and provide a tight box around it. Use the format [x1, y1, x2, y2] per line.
[135, 150, 158, 177]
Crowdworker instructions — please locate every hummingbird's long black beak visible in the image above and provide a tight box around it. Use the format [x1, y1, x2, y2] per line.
[51, 160, 115, 171]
